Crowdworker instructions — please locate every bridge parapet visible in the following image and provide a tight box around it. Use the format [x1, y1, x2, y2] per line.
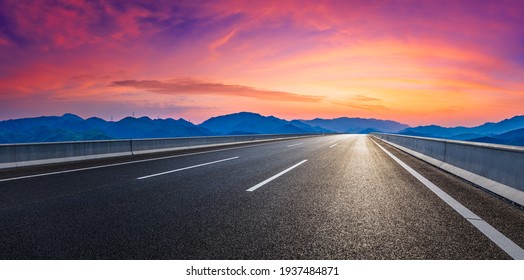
[0, 134, 318, 169]
[371, 133, 524, 206]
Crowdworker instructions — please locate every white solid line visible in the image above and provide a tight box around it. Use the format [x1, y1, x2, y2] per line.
[370, 138, 524, 260]
[0, 142, 279, 183]
[329, 143, 338, 148]
[137, 156, 239, 180]
[287, 143, 303, 147]
[246, 160, 308, 192]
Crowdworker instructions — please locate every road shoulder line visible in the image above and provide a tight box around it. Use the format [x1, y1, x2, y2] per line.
[370, 137, 524, 260]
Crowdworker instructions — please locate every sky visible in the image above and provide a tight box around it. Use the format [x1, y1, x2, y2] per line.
[1, 0, 523, 127]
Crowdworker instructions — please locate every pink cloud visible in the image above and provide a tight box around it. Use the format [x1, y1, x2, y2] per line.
[111, 78, 323, 103]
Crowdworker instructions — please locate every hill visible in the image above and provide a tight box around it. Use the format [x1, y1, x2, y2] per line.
[198, 112, 330, 135]
[299, 117, 409, 133]
[399, 115, 524, 139]
[467, 127, 524, 146]
[5, 112, 523, 146]
[0, 114, 214, 143]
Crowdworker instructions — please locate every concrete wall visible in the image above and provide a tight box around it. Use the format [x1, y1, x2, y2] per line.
[0, 134, 315, 169]
[0, 145, 17, 169]
[372, 133, 524, 206]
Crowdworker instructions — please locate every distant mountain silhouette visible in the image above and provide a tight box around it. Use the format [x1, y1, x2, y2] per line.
[0, 114, 112, 143]
[400, 115, 524, 139]
[0, 113, 87, 132]
[288, 120, 332, 133]
[3, 112, 523, 146]
[105, 116, 212, 138]
[0, 126, 112, 143]
[299, 117, 409, 133]
[447, 133, 488, 141]
[198, 112, 330, 135]
[399, 115, 524, 147]
[467, 128, 524, 146]
[0, 114, 213, 143]
[400, 125, 471, 138]
[470, 116, 524, 135]
[358, 127, 383, 134]
[0, 112, 418, 143]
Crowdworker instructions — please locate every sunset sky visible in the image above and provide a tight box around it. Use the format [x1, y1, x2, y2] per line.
[1, 0, 523, 126]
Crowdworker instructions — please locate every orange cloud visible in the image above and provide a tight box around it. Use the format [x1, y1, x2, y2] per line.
[111, 78, 323, 103]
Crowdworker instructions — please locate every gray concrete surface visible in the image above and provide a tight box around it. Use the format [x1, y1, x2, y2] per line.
[0, 144, 17, 169]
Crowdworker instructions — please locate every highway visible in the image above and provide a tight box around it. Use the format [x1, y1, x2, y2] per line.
[1, 135, 523, 259]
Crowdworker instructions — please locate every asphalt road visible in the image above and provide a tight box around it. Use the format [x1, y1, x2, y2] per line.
[1, 135, 523, 259]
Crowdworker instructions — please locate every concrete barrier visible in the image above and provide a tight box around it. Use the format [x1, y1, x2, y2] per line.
[6, 140, 134, 168]
[0, 134, 318, 169]
[0, 145, 17, 169]
[371, 133, 524, 206]
[131, 134, 309, 155]
[131, 138, 189, 155]
[83, 140, 133, 160]
[14, 142, 88, 167]
[186, 136, 233, 147]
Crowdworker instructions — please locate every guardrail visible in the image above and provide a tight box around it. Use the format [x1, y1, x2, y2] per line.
[371, 133, 524, 206]
[0, 134, 319, 169]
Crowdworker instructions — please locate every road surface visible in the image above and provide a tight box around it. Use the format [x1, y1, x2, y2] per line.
[1, 135, 523, 259]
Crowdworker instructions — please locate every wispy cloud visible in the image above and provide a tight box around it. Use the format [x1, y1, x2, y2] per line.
[111, 78, 322, 103]
[352, 95, 382, 103]
[332, 99, 390, 112]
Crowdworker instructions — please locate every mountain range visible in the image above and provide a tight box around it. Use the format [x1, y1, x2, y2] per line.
[1, 112, 523, 147]
[398, 115, 524, 146]
[300, 117, 409, 133]
[199, 112, 331, 135]
[0, 112, 407, 144]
